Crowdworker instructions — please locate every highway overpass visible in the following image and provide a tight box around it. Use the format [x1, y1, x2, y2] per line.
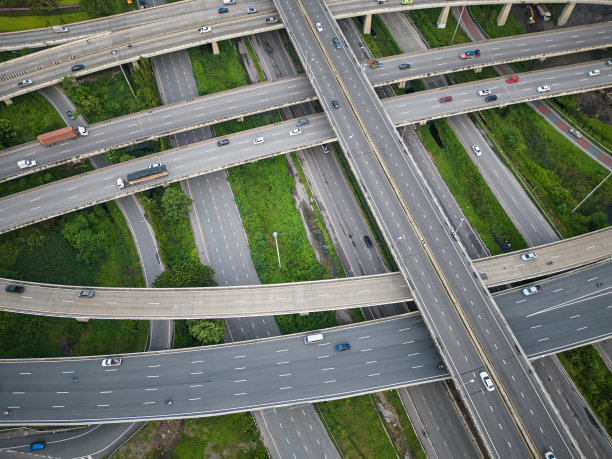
[0, 60, 609, 233]
[0, 11, 609, 101]
[1, 227, 610, 319]
[0, 260, 609, 427]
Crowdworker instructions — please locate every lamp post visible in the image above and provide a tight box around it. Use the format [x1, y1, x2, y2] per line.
[272, 231, 281, 269]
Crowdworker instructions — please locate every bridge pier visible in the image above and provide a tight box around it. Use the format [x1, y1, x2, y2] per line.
[363, 13, 372, 34]
[557, 2, 576, 26]
[3, 98, 12, 105]
[211, 40, 220, 55]
[496, 3, 512, 26]
[76, 318, 90, 323]
[131, 59, 140, 70]
[437, 6, 450, 28]
[474, 67, 482, 73]
[398, 80, 406, 89]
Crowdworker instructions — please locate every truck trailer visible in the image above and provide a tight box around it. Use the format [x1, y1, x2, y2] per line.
[117, 164, 168, 188]
[37, 126, 87, 147]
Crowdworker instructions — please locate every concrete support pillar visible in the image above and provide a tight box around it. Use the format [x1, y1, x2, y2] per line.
[540, 57, 547, 62]
[398, 80, 406, 89]
[557, 2, 576, 26]
[496, 3, 512, 26]
[131, 59, 140, 70]
[3, 98, 12, 105]
[363, 14, 372, 34]
[437, 6, 450, 28]
[474, 67, 482, 73]
[76, 318, 90, 323]
[211, 40, 220, 55]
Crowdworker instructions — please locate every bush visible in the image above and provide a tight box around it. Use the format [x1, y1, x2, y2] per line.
[153, 259, 217, 288]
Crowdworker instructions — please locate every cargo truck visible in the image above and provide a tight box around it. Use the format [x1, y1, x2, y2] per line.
[536, 4, 551, 21]
[53, 25, 69, 33]
[117, 164, 168, 189]
[368, 59, 383, 68]
[459, 49, 480, 59]
[37, 126, 87, 147]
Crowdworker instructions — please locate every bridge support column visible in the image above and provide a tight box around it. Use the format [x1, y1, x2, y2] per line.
[211, 40, 220, 55]
[496, 3, 512, 26]
[131, 59, 140, 70]
[363, 14, 372, 34]
[76, 318, 90, 323]
[398, 80, 406, 89]
[474, 67, 482, 73]
[557, 2, 576, 26]
[3, 98, 12, 105]
[437, 6, 450, 28]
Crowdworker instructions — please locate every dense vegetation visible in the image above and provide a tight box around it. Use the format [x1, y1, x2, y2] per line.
[418, 119, 526, 253]
[468, 5, 524, 38]
[406, 8, 470, 48]
[189, 40, 249, 96]
[354, 15, 403, 57]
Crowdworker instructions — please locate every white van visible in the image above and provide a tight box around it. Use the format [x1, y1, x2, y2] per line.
[116, 178, 125, 189]
[304, 333, 324, 344]
[223, 0, 235, 4]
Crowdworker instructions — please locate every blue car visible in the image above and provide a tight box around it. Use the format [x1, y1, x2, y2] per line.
[334, 343, 350, 352]
[218, 7, 228, 13]
[29, 441, 46, 451]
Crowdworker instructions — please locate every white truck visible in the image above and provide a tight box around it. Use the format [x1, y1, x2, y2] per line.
[17, 160, 37, 169]
[52, 25, 69, 33]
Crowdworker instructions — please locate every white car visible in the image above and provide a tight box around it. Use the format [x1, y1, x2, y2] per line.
[479, 371, 495, 392]
[472, 145, 482, 156]
[521, 252, 537, 261]
[253, 137, 264, 145]
[316, 22, 323, 32]
[569, 128, 582, 138]
[289, 128, 302, 136]
[246, 8, 257, 14]
[198, 26, 212, 34]
[522, 285, 541, 296]
[102, 358, 122, 367]
[588, 69, 600, 77]
[17, 79, 33, 87]
[537, 85, 550, 93]
[478, 89, 491, 96]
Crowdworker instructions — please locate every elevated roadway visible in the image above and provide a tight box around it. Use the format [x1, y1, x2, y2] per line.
[0, 260, 610, 427]
[0, 14, 609, 101]
[1, 0, 610, 51]
[1, 227, 610, 319]
[2, 59, 610, 186]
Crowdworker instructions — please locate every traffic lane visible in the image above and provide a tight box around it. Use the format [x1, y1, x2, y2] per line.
[385, 60, 612, 124]
[367, 22, 612, 85]
[0, 76, 315, 178]
[447, 115, 556, 247]
[0, 117, 336, 233]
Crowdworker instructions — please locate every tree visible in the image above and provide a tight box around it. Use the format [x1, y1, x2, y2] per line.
[0, 119, 19, 149]
[153, 260, 217, 288]
[80, 0, 121, 18]
[187, 319, 224, 345]
[161, 186, 193, 222]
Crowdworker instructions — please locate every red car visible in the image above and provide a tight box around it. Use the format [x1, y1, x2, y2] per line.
[506, 76, 519, 83]
[439, 96, 453, 103]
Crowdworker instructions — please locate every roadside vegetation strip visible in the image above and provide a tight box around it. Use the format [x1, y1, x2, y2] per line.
[558, 346, 612, 436]
[0, 10, 89, 32]
[316, 395, 398, 458]
[353, 15, 403, 58]
[189, 40, 249, 96]
[406, 8, 471, 48]
[245, 36, 266, 82]
[385, 390, 427, 459]
[468, 5, 524, 39]
[417, 119, 526, 254]
[475, 103, 611, 238]
[550, 94, 612, 154]
[0, 91, 64, 148]
[62, 57, 162, 124]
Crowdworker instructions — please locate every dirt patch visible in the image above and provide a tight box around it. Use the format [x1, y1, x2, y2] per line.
[112, 420, 185, 459]
[372, 392, 410, 457]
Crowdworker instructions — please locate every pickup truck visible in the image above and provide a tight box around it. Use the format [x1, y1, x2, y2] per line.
[17, 160, 37, 169]
[522, 285, 541, 296]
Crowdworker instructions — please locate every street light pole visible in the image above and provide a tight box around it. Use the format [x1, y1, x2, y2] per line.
[272, 231, 281, 269]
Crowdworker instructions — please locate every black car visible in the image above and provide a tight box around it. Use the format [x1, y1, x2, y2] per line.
[71, 64, 85, 72]
[67, 110, 75, 120]
[399, 63, 411, 70]
[363, 235, 373, 248]
[217, 139, 230, 146]
[5, 285, 24, 294]
[484, 94, 498, 102]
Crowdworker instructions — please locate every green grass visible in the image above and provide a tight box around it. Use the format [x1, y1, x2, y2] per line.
[550, 95, 612, 153]
[0, 91, 65, 147]
[468, 6, 525, 39]
[418, 119, 526, 253]
[0, 10, 89, 32]
[354, 15, 403, 58]
[558, 346, 612, 436]
[386, 390, 427, 458]
[475, 105, 611, 237]
[214, 111, 281, 137]
[139, 184, 197, 267]
[173, 413, 268, 458]
[189, 40, 249, 96]
[316, 395, 397, 458]
[407, 9, 471, 48]
[245, 36, 266, 82]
